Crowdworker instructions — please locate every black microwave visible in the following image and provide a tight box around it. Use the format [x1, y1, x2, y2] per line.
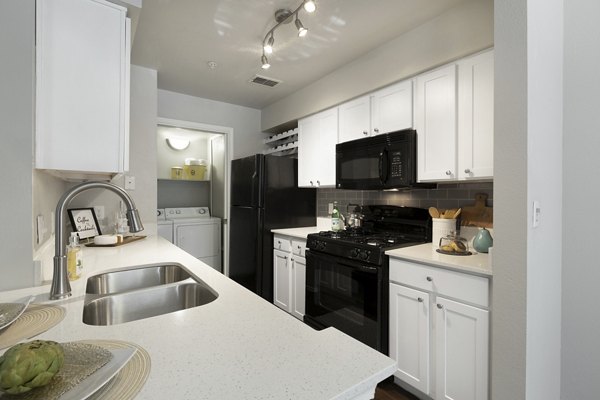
[336, 129, 420, 190]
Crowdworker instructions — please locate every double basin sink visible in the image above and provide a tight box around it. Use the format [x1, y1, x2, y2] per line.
[82, 263, 218, 326]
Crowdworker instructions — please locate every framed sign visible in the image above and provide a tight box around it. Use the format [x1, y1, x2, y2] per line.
[67, 208, 102, 239]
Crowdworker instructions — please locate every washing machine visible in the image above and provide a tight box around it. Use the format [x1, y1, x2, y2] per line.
[165, 207, 222, 271]
[157, 209, 173, 242]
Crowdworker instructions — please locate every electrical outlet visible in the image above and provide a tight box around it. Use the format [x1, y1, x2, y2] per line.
[94, 206, 105, 220]
[125, 175, 136, 190]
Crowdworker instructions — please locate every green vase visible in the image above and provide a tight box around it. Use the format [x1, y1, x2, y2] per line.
[473, 227, 493, 253]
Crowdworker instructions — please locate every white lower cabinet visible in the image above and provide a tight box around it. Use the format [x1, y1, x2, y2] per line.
[273, 235, 307, 320]
[389, 258, 489, 400]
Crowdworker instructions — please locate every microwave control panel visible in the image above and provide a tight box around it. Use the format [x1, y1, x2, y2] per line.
[390, 151, 404, 178]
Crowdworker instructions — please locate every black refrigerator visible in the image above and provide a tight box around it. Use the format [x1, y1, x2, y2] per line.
[229, 154, 316, 301]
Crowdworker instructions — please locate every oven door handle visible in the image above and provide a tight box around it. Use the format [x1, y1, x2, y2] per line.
[357, 265, 379, 274]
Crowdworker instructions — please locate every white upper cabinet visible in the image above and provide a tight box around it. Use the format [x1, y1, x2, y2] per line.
[36, 0, 130, 178]
[338, 95, 371, 143]
[416, 64, 458, 182]
[298, 107, 338, 188]
[337, 79, 414, 144]
[370, 80, 413, 135]
[458, 50, 494, 180]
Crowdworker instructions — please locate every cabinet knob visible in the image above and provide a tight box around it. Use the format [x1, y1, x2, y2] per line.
[291, 258, 294, 262]
[464, 168, 471, 174]
[297, 245, 301, 249]
[445, 170, 452, 176]
[363, 131, 368, 135]
[310, 180, 314, 186]
[417, 297, 424, 303]
[374, 128, 379, 133]
[316, 180, 320, 186]
[437, 303, 443, 309]
[284, 256, 288, 260]
[426, 276, 433, 282]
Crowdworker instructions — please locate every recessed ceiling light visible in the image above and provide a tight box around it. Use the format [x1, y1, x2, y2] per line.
[207, 61, 217, 69]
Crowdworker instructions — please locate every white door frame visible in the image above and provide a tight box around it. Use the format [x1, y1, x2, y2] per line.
[157, 117, 233, 276]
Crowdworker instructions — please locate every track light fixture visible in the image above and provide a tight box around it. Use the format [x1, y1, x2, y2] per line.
[260, 0, 317, 68]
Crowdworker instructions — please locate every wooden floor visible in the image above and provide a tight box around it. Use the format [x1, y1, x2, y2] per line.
[374, 380, 419, 400]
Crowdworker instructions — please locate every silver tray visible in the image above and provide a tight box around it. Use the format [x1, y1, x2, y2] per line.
[0, 296, 34, 331]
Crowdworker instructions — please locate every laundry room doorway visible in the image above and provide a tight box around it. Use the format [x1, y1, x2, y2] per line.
[156, 117, 232, 275]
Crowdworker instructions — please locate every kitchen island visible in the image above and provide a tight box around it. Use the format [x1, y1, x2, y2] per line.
[0, 236, 395, 399]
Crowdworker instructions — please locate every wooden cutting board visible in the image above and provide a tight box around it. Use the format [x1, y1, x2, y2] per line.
[460, 193, 493, 228]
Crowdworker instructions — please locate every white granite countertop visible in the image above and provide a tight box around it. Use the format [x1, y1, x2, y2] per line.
[0, 236, 395, 399]
[271, 217, 330, 239]
[386, 243, 492, 277]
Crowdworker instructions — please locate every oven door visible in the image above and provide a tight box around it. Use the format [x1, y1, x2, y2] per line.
[304, 250, 388, 354]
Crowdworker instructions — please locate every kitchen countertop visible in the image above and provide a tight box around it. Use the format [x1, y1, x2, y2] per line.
[271, 217, 330, 239]
[386, 243, 492, 277]
[0, 236, 395, 400]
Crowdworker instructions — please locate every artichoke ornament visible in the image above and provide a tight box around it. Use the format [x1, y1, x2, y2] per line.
[0, 340, 64, 394]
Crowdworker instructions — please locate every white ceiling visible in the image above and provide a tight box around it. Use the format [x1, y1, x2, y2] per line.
[131, 0, 471, 110]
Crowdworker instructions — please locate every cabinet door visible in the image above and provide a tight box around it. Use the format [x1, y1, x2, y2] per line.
[338, 95, 371, 143]
[298, 108, 338, 188]
[389, 283, 430, 395]
[435, 297, 489, 400]
[36, 0, 129, 174]
[273, 249, 291, 312]
[416, 64, 457, 182]
[458, 50, 494, 180]
[371, 80, 413, 135]
[291, 255, 306, 320]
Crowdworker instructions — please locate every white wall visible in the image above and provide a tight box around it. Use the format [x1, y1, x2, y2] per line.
[493, 0, 564, 399]
[261, 0, 494, 131]
[0, 0, 36, 290]
[158, 90, 264, 159]
[562, 0, 600, 398]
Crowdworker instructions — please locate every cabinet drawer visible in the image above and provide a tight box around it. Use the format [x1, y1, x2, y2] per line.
[273, 235, 292, 252]
[390, 258, 489, 308]
[291, 239, 307, 257]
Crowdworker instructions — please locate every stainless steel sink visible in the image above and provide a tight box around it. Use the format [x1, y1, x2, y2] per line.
[85, 263, 192, 295]
[82, 281, 218, 326]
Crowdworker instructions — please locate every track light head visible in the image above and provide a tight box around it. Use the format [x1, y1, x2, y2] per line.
[261, 55, 271, 69]
[303, 0, 316, 13]
[295, 17, 307, 37]
[264, 34, 274, 54]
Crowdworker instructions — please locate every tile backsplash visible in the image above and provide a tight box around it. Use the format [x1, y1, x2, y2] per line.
[316, 182, 493, 217]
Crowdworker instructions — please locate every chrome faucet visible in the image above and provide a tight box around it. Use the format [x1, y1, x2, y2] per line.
[50, 181, 144, 300]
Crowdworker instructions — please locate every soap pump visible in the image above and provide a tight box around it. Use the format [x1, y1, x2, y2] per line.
[66, 232, 82, 281]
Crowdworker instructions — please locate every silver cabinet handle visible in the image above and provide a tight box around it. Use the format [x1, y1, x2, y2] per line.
[316, 180, 320, 186]
[374, 128, 379, 133]
[283, 255, 287, 260]
[418, 297, 424, 303]
[426, 276, 433, 282]
[437, 303, 443, 309]
[310, 180, 313, 186]
[464, 168, 471, 174]
[445, 170, 452, 176]
[363, 131, 368, 135]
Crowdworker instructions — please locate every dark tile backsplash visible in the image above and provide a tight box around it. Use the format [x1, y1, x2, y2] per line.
[316, 182, 493, 217]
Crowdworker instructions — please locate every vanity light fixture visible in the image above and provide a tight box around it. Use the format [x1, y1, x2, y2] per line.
[260, 0, 316, 68]
[166, 137, 190, 151]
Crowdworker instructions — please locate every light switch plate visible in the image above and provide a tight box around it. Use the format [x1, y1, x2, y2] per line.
[532, 200, 541, 228]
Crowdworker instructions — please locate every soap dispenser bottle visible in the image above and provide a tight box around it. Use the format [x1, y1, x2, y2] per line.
[67, 232, 83, 281]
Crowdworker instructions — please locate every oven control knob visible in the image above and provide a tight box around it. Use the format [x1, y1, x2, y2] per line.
[360, 251, 369, 260]
[350, 249, 359, 258]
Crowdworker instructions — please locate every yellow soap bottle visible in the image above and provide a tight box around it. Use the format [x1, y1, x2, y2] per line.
[67, 232, 83, 281]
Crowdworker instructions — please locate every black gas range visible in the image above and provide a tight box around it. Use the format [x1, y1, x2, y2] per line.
[304, 205, 431, 355]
